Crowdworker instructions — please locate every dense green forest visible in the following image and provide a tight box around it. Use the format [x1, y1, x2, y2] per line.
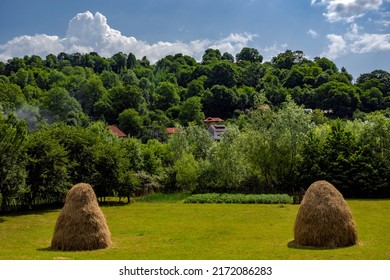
[1, 48, 390, 211]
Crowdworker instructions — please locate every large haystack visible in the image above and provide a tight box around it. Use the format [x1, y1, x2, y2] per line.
[51, 183, 112, 251]
[294, 180, 358, 248]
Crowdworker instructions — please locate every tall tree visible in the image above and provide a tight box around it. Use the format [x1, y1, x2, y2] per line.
[0, 114, 27, 211]
[236, 47, 263, 63]
[24, 129, 69, 207]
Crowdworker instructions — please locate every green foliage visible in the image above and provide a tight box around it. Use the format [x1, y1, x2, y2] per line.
[24, 128, 69, 206]
[154, 81, 180, 111]
[184, 193, 292, 204]
[0, 114, 28, 211]
[178, 96, 205, 125]
[174, 152, 200, 193]
[139, 192, 190, 203]
[242, 100, 313, 193]
[118, 108, 143, 137]
[1, 49, 390, 212]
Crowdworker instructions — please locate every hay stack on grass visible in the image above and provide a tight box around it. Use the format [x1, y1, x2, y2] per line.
[51, 183, 112, 251]
[294, 180, 358, 248]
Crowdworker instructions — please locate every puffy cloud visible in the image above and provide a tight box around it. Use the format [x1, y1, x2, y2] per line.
[0, 34, 64, 61]
[0, 11, 256, 63]
[312, 0, 384, 22]
[322, 23, 390, 58]
[322, 34, 347, 59]
[307, 29, 320, 38]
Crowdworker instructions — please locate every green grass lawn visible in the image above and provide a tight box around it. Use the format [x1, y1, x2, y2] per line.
[0, 199, 389, 260]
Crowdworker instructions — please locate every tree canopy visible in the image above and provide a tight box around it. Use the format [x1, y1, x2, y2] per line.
[1, 48, 390, 212]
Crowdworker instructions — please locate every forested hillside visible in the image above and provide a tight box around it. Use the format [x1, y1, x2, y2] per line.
[1, 49, 390, 211]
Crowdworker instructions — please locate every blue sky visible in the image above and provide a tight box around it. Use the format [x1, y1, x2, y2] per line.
[0, 0, 389, 79]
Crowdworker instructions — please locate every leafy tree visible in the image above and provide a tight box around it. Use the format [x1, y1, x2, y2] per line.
[314, 57, 338, 74]
[361, 87, 384, 112]
[203, 85, 237, 118]
[178, 96, 205, 125]
[117, 170, 140, 203]
[24, 128, 69, 207]
[222, 52, 234, 62]
[93, 93, 115, 122]
[127, 53, 137, 69]
[202, 49, 222, 64]
[25, 55, 44, 69]
[0, 114, 27, 211]
[5, 57, 26, 75]
[49, 124, 97, 184]
[206, 126, 248, 191]
[122, 69, 139, 86]
[100, 70, 122, 89]
[174, 152, 200, 193]
[111, 52, 128, 73]
[42, 87, 87, 125]
[271, 50, 298, 70]
[168, 125, 213, 161]
[10, 68, 33, 88]
[110, 85, 145, 118]
[45, 54, 58, 69]
[236, 47, 263, 63]
[91, 141, 122, 200]
[313, 81, 360, 118]
[0, 83, 25, 110]
[184, 77, 206, 99]
[243, 100, 312, 193]
[240, 62, 264, 87]
[154, 82, 180, 111]
[283, 66, 304, 88]
[118, 108, 143, 137]
[300, 118, 389, 198]
[77, 74, 107, 116]
[206, 61, 238, 88]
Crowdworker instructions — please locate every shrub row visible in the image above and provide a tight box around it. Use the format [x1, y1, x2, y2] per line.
[184, 193, 292, 204]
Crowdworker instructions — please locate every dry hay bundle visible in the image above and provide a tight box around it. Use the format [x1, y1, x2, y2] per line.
[51, 183, 112, 251]
[294, 180, 358, 248]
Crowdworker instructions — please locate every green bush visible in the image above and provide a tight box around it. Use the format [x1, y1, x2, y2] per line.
[184, 193, 292, 204]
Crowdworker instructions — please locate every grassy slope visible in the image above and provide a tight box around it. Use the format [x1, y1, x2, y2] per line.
[0, 200, 389, 260]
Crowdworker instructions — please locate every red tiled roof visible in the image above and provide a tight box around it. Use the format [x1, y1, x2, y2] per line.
[204, 117, 224, 123]
[107, 125, 127, 138]
[165, 127, 177, 135]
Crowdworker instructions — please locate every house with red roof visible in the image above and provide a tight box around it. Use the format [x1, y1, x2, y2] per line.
[203, 117, 224, 126]
[107, 125, 127, 138]
[165, 127, 177, 135]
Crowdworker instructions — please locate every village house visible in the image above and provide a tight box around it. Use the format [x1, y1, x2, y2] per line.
[165, 127, 177, 136]
[204, 117, 227, 140]
[203, 117, 224, 126]
[208, 124, 227, 141]
[107, 125, 127, 138]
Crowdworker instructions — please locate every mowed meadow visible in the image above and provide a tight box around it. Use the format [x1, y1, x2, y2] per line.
[0, 199, 389, 260]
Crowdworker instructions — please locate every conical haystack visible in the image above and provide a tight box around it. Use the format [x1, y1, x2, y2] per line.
[51, 183, 112, 251]
[294, 180, 358, 248]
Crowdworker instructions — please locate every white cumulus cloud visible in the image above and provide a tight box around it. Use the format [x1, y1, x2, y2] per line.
[0, 11, 257, 63]
[322, 34, 348, 58]
[322, 23, 390, 58]
[312, 0, 384, 22]
[307, 29, 320, 38]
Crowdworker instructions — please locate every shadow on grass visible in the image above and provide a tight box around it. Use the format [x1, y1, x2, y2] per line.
[37, 247, 54, 252]
[1, 209, 60, 219]
[0, 217, 5, 223]
[287, 240, 341, 250]
[99, 201, 129, 207]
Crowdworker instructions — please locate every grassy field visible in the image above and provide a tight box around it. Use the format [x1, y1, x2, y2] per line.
[0, 199, 389, 260]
